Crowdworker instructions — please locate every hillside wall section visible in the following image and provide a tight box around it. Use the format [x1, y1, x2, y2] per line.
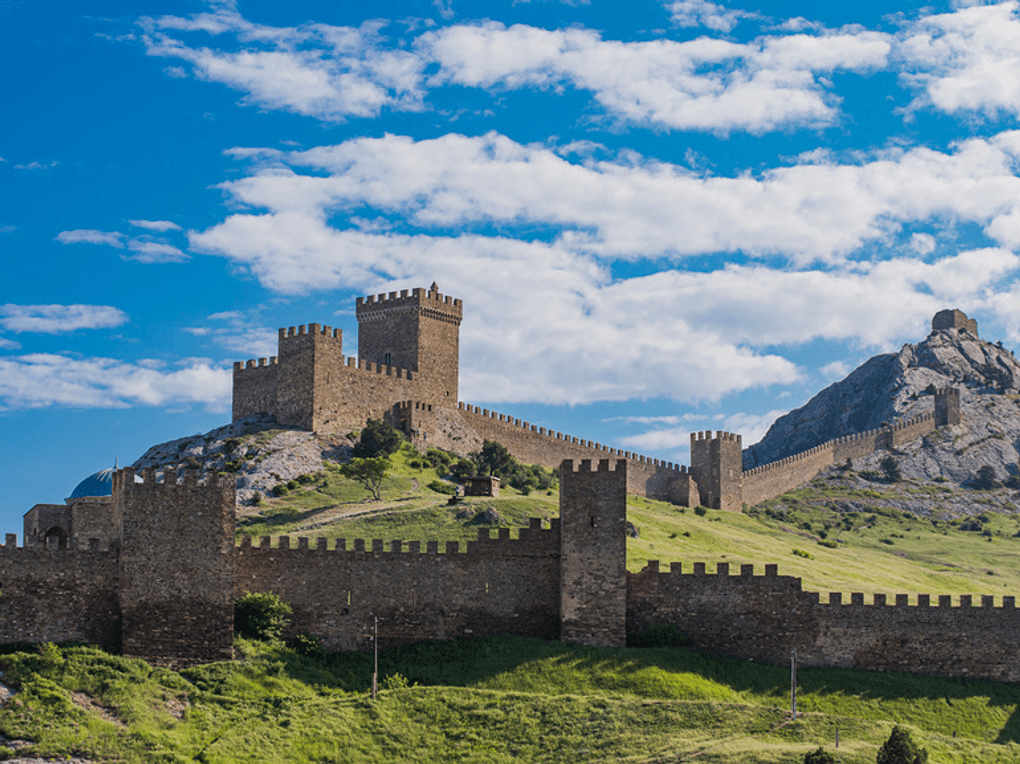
[628, 562, 1020, 682]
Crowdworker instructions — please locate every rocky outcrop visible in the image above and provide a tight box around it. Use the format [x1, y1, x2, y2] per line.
[745, 315, 1020, 486]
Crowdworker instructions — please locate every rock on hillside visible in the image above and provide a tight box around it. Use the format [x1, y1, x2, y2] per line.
[744, 314, 1020, 487]
[132, 415, 352, 506]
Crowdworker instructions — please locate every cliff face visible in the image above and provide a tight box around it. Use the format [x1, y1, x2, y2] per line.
[744, 319, 1020, 485]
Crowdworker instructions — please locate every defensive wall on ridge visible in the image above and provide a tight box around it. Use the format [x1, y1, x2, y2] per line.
[6, 460, 1020, 681]
[233, 286, 964, 512]
[628, 561, 1020, 682]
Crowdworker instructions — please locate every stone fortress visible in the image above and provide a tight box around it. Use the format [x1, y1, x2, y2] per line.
[4, 293, 1014, 683]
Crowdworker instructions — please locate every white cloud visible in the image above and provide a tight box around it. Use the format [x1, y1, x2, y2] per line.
[0, 304, 129, 334]
[128, 219, 182, 231]
[57, 229, 126, 248]
[0, 225, 14, 234]
[820, 360, 851, 379]
[139, 10, 426, 121]
[0, 338, 21, 351]
[666, 0, 756, 32]
[0, 354, 231, 411]
[910, 232, 936, 255]
[619, 408, 785, 455]
[421, 22, 891, 132]
[125, 239, 189, 263]
[211, 131, 1020, 265]
[13, 160, 59, 171]
[899, 2, 1020, 118]
[185, 310, 278, 358]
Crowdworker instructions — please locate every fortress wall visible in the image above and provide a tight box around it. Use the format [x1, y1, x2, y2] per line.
[314, 358, 421, 435]
[233, 358, 279, 421]
[741, 442, 835, 507]
[234, 521, 561, 651]
[456, 403, 691, 501]
[117, 469, 236, 666]
[0, 537, 120, 649]
[889, 412, 935, 447]
[627, 563, 1020, 682]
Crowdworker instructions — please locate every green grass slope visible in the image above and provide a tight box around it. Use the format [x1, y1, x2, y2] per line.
[3, 638, 1020, 763]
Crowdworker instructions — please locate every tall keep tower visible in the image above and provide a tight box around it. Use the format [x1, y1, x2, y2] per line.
[356, 283, 463, 404]
[690, 431, 743, 511]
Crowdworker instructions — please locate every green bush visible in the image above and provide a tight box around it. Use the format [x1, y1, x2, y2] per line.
[817, 539, 839, 549]
[427, 480, 457, 495]
[234, 591, 292, 641]
[627, 623, 689, 648]
[694, 506, 708, 516]
[271, 484, 289, 497]
[252, 491, 263, 505]
[971, 465, 998, 490]
[881, 455, 902, 483]
[804, 747, 837, 764]
[287, 631, 326, 659]
[876, 725, 928, 764]
[353, 418, 403, 458]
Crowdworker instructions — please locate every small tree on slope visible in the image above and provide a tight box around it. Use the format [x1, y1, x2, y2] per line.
[804, 748, 837, 764]
[876, 726, 928, 764]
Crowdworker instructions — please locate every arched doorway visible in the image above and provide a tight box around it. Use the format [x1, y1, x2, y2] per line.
[42, 526, 68, 550]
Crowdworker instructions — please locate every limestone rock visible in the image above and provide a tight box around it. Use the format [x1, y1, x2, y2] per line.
[745, 322, 1020, 488]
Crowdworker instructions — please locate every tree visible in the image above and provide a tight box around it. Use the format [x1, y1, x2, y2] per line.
[972, 465, 998, 490]
[234, 591, 292, 641]
[876, 726, 928, 764]
[342, 457, 389, 500]
[353, 418, 402, 459]
[804, 748, 837, 764]
[475, 440, 517, 478]
[880, 455, 902, 483]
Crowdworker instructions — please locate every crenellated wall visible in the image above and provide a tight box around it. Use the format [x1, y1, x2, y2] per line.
[627, 561, 1020, 682]
[0, 534, 120, 649]
[234, 520, 561, 651]
[455, 402, 696, 503]
[742, 441, 836, 507]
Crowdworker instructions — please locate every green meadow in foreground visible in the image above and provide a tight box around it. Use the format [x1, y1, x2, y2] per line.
[1, 637, 1019, 763]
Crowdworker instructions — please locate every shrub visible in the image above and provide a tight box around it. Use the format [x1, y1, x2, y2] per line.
[971, 465, 998, 490]
[1005, 475, 1020, 489]
[287, 631, 326, 659]
[804, 748, 837, 764]
[880, 455, 902, 483]
[876, 725, 928, 764]
[427, 479, 457, 495]
[627, 623, 689, 648]
[792, 548, 814, 559]
[235, 591, 292, 641]
[817, 539, 839, 549]
[251, 491, 263, 506]
[694, 506, 708, 516]
[353, 418, 403, 459]
[271, 484, 289, 497]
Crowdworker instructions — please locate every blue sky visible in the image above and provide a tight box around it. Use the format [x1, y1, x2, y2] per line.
[3, 0, 1020, 534]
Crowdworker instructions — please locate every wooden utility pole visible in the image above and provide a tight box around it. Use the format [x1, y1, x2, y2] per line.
[790, 649, 797, 718]
[372, 616, 379, 701]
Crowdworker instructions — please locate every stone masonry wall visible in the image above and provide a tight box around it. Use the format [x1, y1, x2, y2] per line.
[233, 358, 279, 421]
[742, 442, 836, 508]
[116, 468, 236, 666]
[234, 521, 560, 651]
[559, 459, 628, 648]
[456, 403, 693, 502]
[628, 562, 1020, 682]
[0, 535, 120, 650]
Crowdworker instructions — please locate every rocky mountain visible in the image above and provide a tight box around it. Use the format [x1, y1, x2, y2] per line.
[744, 311, 1020, 488]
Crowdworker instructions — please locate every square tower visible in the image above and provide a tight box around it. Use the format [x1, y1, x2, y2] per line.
[690, 431, 743, 511]
[356, 284, 463, 404]
[935, 387, 961, 427]
[558, 459, 628, 647]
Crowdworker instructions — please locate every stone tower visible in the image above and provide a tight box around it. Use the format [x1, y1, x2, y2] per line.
[274, 324, 345, 431]
[690, 431, 743, 511]
[115, 467, 236, 666]
[356, 284, 463, 404]
[558, 459, 628, 647]
[935, 387, 961, 427]
[931, 309, 978, 337]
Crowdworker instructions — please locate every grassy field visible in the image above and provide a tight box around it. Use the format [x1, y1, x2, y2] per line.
[2, 637, 1020, 763]
[237, 448, 1020, 599]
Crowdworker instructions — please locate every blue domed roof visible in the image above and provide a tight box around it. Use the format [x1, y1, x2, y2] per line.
[68, 467, 116, 500]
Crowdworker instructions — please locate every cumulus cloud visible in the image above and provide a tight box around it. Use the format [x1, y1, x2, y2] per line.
[0, 304, 129, 334]
[126, 239, 190, 263]
[619, 408, 785, 457]
[208, 131, 1020, 265]
[666, 0, 756, 32]
[0, 354, 231, 411]
[421, 22, 891, 133]
[139, 9, 426, 121]
[57, 229, 126, 248]
[183, 310, 278, 358]
[899, 2, 1020, 118]
[0, 338, 21, 351]
[128, 219, 182, 231]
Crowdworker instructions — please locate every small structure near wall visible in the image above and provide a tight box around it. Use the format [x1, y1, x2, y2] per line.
[463, 476, 500, 497]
